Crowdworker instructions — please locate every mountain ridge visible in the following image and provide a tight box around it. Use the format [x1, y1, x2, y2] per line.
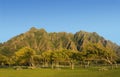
[0, 27, 119, 57]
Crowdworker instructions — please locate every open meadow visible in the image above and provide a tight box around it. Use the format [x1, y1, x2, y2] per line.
[0, 66, 120, 77]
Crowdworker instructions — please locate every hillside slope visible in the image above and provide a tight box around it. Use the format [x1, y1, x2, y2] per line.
[0, 27, 119, 57]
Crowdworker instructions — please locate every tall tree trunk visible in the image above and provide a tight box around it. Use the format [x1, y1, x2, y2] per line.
[71, 63, 74, 70]
[30, 56, 35, 67]
[69, 61, 74, 70]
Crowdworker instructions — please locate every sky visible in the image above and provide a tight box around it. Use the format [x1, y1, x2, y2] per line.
[0, 0, 120, 45]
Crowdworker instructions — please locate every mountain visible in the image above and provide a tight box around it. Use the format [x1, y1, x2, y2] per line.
[0, 27, 120, 57]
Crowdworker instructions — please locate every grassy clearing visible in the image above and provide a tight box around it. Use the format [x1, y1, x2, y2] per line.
[0, 67, 120, 77]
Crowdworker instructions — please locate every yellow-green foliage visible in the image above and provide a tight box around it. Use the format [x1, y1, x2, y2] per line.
[15, 47, 36, 57]
[15, 47, 36, 66]
[0, 28, 119, 65]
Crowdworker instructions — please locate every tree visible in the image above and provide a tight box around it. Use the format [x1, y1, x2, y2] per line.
[99, 48, 117, 68]
[0, 54, 9, 66]
[40, 51, 51, 67]
[64, 50, 79, 69]
[50, 50, 69, 69]
[15, 47, 36, 66]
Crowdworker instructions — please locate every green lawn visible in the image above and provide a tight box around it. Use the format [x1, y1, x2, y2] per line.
[0, 67, 120, 77]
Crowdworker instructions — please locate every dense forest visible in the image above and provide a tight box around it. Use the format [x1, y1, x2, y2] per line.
[0, 27, 120, 69]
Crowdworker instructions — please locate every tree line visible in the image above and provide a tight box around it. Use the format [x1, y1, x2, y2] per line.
[0, 27, 119, 69]
[0, 45, 117, 69]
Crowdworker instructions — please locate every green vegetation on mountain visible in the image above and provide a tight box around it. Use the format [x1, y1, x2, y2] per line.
[0, 27, 120, 67]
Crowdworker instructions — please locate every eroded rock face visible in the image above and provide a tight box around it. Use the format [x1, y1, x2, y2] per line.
[0, 28, 119, 56]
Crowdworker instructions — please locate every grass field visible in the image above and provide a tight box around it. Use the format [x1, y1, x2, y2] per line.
[0, 67, 120, 77]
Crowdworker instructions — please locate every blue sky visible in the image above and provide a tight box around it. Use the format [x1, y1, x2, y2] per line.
[0, 0, 120, 45]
